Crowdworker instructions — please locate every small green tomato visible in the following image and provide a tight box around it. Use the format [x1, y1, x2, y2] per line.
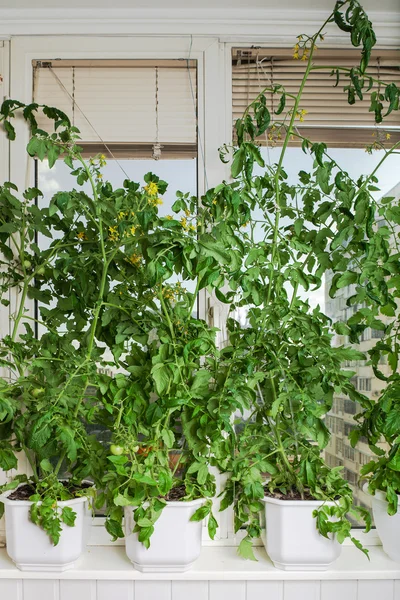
[110, 444, 125, 456]
[32, 387, 45, 398]
[36, 266, 46, 276]
[23, 260, 32, 270]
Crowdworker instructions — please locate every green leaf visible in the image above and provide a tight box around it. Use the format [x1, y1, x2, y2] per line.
[39, 459, 53, 474]
[199, 234, 231, 265]
[151, 363, 171, 395]
[197, 463, 209, 485]
[61, 506, 76, 527]
[114, 494, 136, 507]
[191, 370, 211, 398]
[105, 518, 124, 540]
[238, 536, 257, 561]
[336, 271, 358, 289]
[161, 429, 175, 448]
[335, 347, 366, 361]
[208, 512, 218, 539]
[231, 147, 245, 178]
[132, 473, 158, 486]
[0, 447, 17, 471]
[190, 502, 210, 522]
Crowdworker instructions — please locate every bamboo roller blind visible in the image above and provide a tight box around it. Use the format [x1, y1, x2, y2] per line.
[33, 59, 197, 159]
[232, 48, 400, 147]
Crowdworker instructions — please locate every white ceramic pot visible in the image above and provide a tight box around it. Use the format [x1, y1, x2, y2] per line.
[371, 489, 400, 562]
[262, 496, 341, 571]
[124, 498, 204, 572]
[0, 486, 92, 572]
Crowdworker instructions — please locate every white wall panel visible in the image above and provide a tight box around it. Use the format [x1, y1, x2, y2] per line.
[135, 581, 171, 600]
[0, 579, 22, 600]
[395, 580, 400, 600]
[60, 580, 96, 600]
[209, 581, 246, 600]
[97, 580, 134, 600]
[358, 580, 394, 600]
[2, 578, 400, 599]
[284, 581, 320, 600]
[320, 580, 357, 600]
[246, 581, 283, 600]
[23, 579, 59, 600]
[171, 581, 208, 600]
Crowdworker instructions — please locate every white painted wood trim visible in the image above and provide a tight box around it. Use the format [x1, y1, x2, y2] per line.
[0, 8, 398, 45]
[0, 545, 399, 581]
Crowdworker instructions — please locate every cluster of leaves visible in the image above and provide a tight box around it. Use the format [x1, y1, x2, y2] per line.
[354, 381, 400, 515]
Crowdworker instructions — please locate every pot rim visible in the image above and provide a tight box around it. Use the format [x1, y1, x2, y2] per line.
[0, 479, 94, 507]
[262, 495, 338, 507]
[363, 482, 400, 502]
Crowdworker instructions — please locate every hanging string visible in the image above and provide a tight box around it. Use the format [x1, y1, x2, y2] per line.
[187, 35, 209, 191]
[152, 66, 162, 160]
[47, 66, 130, 179]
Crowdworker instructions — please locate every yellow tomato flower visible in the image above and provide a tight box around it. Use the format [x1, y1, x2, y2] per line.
[108, 225, 119, 242]
[144, 182, 159, 196]
[180, 217, 188, 230]
[77, 232, 87, 241]
[293, 52, 299, 60]
[184, 209, 191, 217]
[126, 253, 141, 266]
[166, 215, 173, 220]
[386, 133, 391, 140]
[118, 211, 126, 220]
[189, 224, 196, 232]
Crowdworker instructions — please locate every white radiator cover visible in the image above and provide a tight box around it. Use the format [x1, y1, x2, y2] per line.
[1, 545, 400, 600]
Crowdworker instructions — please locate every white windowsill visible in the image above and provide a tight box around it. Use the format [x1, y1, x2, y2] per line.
[0, 545, 399, 581]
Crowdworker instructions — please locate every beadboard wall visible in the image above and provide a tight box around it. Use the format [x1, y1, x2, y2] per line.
[1, 546, 400, 600]
[1, 579, 400, 600]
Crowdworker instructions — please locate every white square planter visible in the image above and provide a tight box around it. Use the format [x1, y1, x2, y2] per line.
[262, 496, 341, 571]
[371, 489, 400, 562]
[0, 488, 92, 572]
[124, 498, 204, 572]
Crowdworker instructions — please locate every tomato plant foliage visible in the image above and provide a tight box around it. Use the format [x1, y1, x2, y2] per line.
[0, 0, 399, 554]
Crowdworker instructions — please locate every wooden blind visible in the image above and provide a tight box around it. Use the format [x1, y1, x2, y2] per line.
[232, 49, 400, 147]
[33, 60, 197, 159]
